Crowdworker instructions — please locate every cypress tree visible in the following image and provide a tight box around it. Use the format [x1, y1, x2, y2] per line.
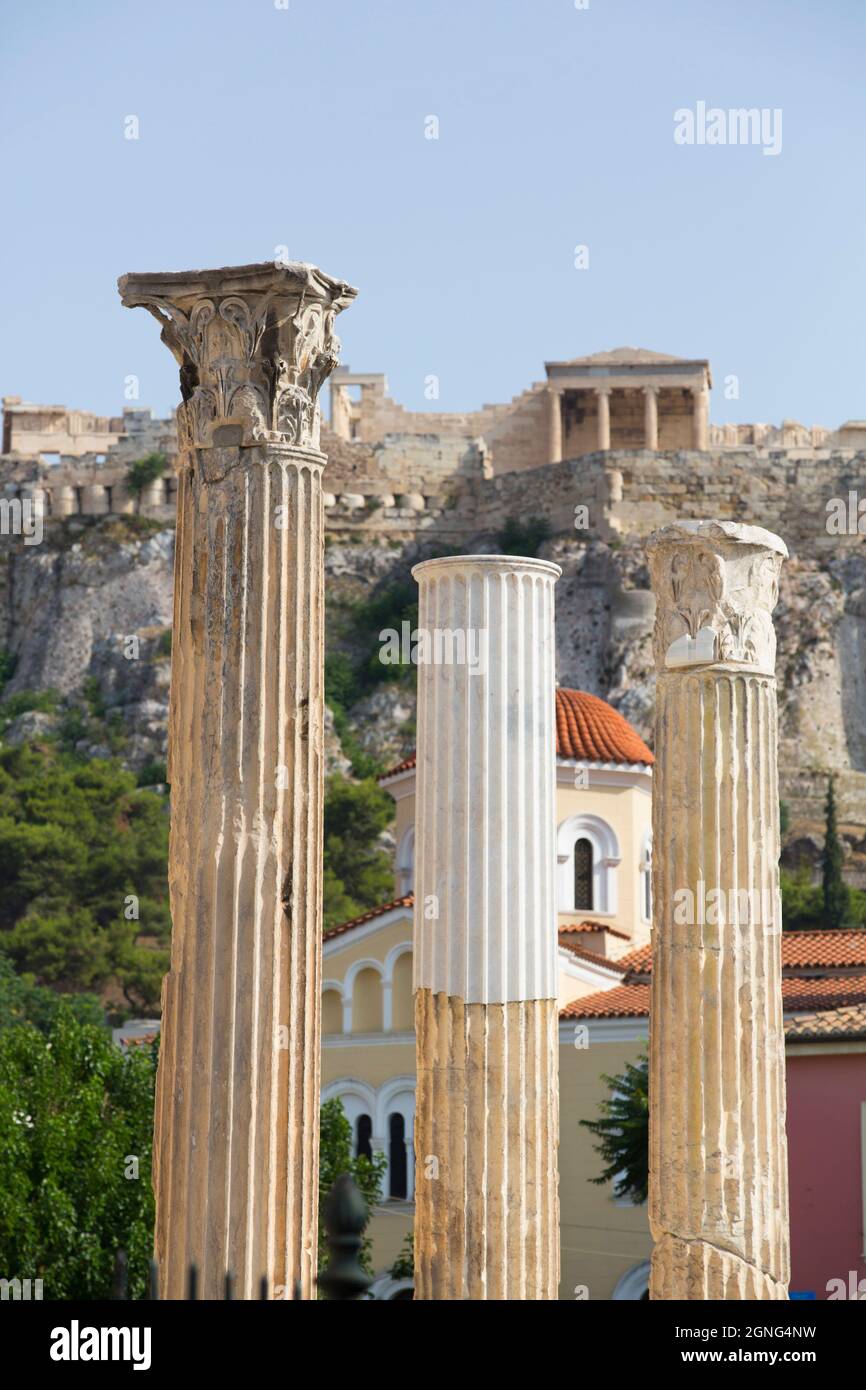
[821, 774, 849, 929]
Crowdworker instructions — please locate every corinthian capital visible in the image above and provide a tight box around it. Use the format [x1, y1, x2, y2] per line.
[118, 260, 357, 452]
[646, 519, 787, 676]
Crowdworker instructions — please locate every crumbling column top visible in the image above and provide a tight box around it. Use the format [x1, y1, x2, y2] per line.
[117, 260, 357, 454]
[117, 260, 358, 311]
[647, 518, 788, 559]
[646, 518, 787, 674]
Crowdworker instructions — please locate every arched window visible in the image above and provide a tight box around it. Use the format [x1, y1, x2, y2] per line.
[356, 1113, 373, 1161]
[390, 951, 413, 1032]
[557, 814, 620, 915]
[322, 989, 343, 1036]
[574, 838, 594, 911]
[641, 835, 653, 923]
[389, 1113, 407, 1199]
[396, 827, 415, 895]
[352, 966, 383, 1032]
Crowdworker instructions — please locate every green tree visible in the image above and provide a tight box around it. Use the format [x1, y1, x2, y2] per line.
[0, 955, 104, 1034]
[822, 774, 850, 929]
[323, 777, 394, 929]
[318, 1097, 385, 1278]
[0, 742, 170, 1010]
[0, 1008, 157, 1299]
[390, 1230, 414, 1279]
[497, 514, 553, 557]
[781, 866, 824, 931]
[579, 1053, 649, 1204]
[125, 452, 167, 513]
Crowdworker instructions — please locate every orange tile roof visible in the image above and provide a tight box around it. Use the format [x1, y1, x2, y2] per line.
[785, 1002, 866, 1042]
[561, 953, 866, 1020]
[558, 940, 631, 971]
[323, 894, 414, 941]
[379, 688, 653, 782]
[555, 688, 654, 765]
[613, 931, 866, 980]
[561, 983, 652, 1019]
[780, 975, 866, 1009]
[780, 929, 866, 969]
[558, 921, 631, 941]
[378, 755, 416, 780]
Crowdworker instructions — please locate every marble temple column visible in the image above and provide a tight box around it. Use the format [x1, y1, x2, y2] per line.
[411, 554, 561, 1300]
[596, 386, 611, 451]
[646, 520, 790, 1300]
[548, 386, 562, 464]
[644, 385, 659, 450]
[119, 261, 357, 1299]
[692, 384, 710, 451]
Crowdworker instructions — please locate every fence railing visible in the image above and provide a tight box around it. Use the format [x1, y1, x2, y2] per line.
[112, 1174, 376, 1302]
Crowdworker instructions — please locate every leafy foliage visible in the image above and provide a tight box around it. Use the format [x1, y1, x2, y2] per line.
[125, 453, 167, 511]
[0, 1007, 157, 1299]
[323, 777, 394, 930]
[497, 514, 553, 557]
[318, 1097, 385, 1278]
[579, 1053, 649, 1204]
[0, 955, 104, 1034]
[390, 1230, 414, 1280]
[0, 742, 170, 1011]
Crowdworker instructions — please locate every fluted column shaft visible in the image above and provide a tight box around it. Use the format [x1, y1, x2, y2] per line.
[548, 386, 562, 464]
[646, 520, 790, 1300]
[411, 555, 561, 1300]
[644, 385, 659, 449]
[597, 387, 611, 450]
[119, 261, 356, 1298]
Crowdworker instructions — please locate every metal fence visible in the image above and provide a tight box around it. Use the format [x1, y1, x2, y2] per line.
[112, 1174, 376, 1302]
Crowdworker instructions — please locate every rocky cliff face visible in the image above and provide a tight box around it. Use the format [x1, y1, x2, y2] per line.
[2, 508, 864, 884]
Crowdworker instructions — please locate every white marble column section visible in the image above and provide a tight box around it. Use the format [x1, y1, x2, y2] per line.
[646, 520, 790, 1300]
[119, 261, 356, 1299]
[692, 384, 710, 450]
[411, 554, 561, 1300]
[644, 385, 659, 450]
[596, 386, 611, 451]
[548, 386, 562, 464]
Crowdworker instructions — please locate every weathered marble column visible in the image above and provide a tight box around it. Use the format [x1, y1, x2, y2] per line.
[646, 520, 790, 1300]
[548, 386, 562, 464]
[596, 386, 611, 451]
[644, 385, 659, 450]
[119, 261, 356, 1298]
[692, 384, 709, 450]
[412, 555, 561, 1300]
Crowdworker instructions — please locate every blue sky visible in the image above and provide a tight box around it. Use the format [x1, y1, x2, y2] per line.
[1, 0, 864, 426]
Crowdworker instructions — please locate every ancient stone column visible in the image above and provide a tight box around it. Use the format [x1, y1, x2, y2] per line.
[596, 386, 611, 451]
[548, 386, 562, 464]
[692, 384, 709, 450]
[644, 385, 659, 450]
[412, 555, 561, 1300]
[646, 520, 790, 1300]
[119, 261, 357, 1299]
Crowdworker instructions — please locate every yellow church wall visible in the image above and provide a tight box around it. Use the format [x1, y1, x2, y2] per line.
[321, 1039, 416, 1091]
[323, 915, 413, 986]
[558, 1032, 651, 1299]
[555, 775, 652, 951]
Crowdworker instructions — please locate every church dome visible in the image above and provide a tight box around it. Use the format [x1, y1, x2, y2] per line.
[555, 688, 653, 765]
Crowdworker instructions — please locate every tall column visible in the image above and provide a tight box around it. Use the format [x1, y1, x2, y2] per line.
[646, 520, 790, 1300]
[412, 555, 561, 1300]
[692, 383, 709, 450]
[548, 386, 562, 463]
[119, 261, 357, 1299]
[644, 385, 659, 450]
[596, 386, 611, 451]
